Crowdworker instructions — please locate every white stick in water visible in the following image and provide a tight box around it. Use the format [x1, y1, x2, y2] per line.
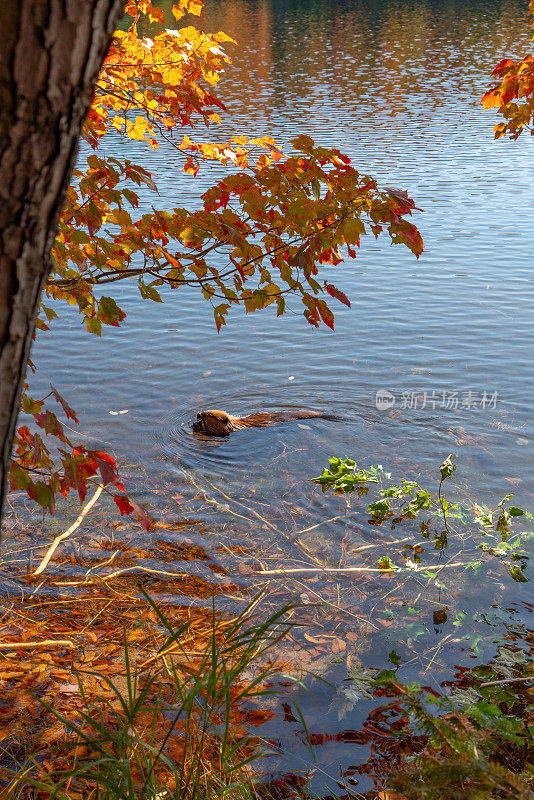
[33, 484, 104, 576]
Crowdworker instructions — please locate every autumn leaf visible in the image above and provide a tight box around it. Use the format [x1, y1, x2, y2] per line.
[316, 298, 335, 331]
[114, 494, 134, 516]
[114, 493, 152, 530]
[89, 450, 119, 486]
[50, 386, 79, 422]
[97, 296, 126, 326]
[325, 283, 351, 308]
[27, 482, 55, 514]
[34, 411, 67, 442]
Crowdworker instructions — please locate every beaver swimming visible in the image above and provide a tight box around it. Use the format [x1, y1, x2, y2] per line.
[192, 409, 329, 437]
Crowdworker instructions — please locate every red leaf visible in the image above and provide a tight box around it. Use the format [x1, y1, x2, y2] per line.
[89, 450, 118, 486]
[128, 498, 152, 531]
[325, 283, 351, 308]
[316, 299, 335, 331]
[492, 58, 515, 76]
[501, 77, 519, 105]
[50, 386, 79, 422]
[61, 448, 101, 502]
[35, 411, 67, 442]
[17, 425, 31, 441]
[90, 449, 116, 467]
[384, 187, 422, 214]
[114, 494, 134, 516]
[114, 494, 152, 530]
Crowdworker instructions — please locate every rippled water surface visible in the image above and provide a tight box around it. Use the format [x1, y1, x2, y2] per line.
[6, 0, 534, 792]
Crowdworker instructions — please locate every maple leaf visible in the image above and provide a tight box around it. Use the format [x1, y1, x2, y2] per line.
[492, 58, 515, 76]
[34, 411, 67, 442]
[114, 494, 134, 516]
[316, 298, 335, 331]
[50, 386, 79, 422]
[89, 450, 118, 486]
[114, 494, 152, 530]
[28, 482, 55, 514]
[384, 187, 422, 213]
[97, 296, 126, 326]
[325, 283, 351, 308]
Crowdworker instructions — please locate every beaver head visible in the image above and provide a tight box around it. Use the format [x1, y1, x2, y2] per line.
[192, 409, 236, 436]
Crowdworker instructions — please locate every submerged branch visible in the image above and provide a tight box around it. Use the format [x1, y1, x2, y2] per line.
[257, 561, 468, 576]
[33, 485, 104, 576]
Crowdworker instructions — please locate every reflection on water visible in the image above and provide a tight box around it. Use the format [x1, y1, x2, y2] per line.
[3, 0, 534, 792]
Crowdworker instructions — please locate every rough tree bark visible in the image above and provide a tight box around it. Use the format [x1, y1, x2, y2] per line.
[0, 0, 125, 532]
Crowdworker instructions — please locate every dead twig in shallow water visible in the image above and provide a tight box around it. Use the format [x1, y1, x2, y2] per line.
[480, 676, 534, 688]
[257, 561, 468, 576]
[203, 477, 326, 565]
[204, 477, 282, 535]
[33, 485, 104, 576]
[53, 564, 189, 585]
[294, 513, 356, 536]
[423, 633, 455, 673]
[0, 639, 75, 650]
[291, 580, 380, 630]
[349, 535, 415, 553]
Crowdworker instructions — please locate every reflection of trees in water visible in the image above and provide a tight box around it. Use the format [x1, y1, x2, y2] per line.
[168, 0, 533, 130]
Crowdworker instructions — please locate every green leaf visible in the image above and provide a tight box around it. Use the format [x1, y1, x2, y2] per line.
[509, 564, 529, 582]
[97, 296, 126, 327]
[378, 555, 396, 571]
[498, 494, 514, 508]
[439, 455, 457, 481]
[41, 305, 59, 323]
[28, 481, 55, 513]
[369, 498, 391, 517]
[85, 316, 102, 336]
[508, 506, 525, 517]
[138, 279, 163, 302]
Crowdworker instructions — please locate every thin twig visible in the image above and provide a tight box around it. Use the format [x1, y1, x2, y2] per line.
[480, 676, 534, 688]
[54, 564, 190, 585]
[257, 561, 468, 576]
[292, 580, 379, 630]
[0, 639, 75, 650]
[350, 535, 414, 553]
[33, 485, 104, 576]
[295, 514, 354, 536]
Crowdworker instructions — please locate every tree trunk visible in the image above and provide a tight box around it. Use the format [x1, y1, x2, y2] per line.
[0, 0, 125, 531]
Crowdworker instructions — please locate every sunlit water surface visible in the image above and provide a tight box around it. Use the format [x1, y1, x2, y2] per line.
[4, 0, 534, 792]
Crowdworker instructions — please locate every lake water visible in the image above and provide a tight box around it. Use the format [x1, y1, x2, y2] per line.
[6, 0, 534, 793]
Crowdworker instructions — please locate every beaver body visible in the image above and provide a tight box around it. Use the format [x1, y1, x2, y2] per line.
[192, 409, 324, 437]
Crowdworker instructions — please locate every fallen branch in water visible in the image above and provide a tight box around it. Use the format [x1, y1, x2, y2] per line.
[349, 536, 414, 553]
[481, 676, 534, 688]
[53, 564, 190, 586]
[0, 639, 75, 650]
[33, 484, 104, 576]
[257, 561, 468, 576]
